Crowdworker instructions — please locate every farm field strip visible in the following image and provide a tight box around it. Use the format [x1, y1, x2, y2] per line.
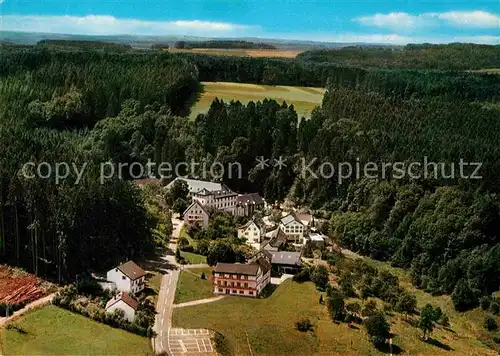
[166, 48, 302, 58]
[190, 81, 325, 119]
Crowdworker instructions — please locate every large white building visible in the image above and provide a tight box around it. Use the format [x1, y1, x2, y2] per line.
[237, 220, 264, 250]
[106, 261, 146, 295]
[192, 188, 237, 214]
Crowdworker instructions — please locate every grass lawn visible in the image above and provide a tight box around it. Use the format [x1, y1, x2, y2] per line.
[180, 251, 207, 264]
[173, 279, 498, 356]
[190, 82, 325, 119]
[0, 305, 152, 356]
[174, 267, 213, 304]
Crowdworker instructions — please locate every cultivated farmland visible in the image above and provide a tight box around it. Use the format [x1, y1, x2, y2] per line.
[190, 82, 325, 119]
[167, 48, 302, 58]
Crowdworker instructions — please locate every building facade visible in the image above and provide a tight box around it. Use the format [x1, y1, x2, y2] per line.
[279, 214, 306, 245]
[192, 189, 237, 214]
[106, 261, 146, 294]
[237, 220, 263, 249]
[183, 200, 210, 228]
[105, 292, 138, 322]
[213, 252, 271, 297]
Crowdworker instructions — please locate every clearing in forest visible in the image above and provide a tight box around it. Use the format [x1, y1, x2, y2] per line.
[167, 48, 302, 58]
[190, 82, 325, 119]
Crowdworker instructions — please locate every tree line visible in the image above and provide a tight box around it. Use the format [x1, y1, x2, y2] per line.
[297, 43, 500, 71]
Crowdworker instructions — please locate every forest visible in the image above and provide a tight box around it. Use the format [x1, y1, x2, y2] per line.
[297, 43, 500, 70]
[0, 44, 499, 309]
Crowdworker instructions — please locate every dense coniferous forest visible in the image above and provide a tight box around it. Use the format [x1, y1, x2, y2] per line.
[0, 44, 499, 309]
[297, 43, 500, 70]
[37, 40, 133, 52]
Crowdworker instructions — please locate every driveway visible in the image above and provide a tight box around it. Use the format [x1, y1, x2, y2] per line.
[154, 219, 215, 356]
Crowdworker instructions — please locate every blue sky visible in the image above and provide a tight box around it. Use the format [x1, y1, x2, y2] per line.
[0, 0, 499, 44]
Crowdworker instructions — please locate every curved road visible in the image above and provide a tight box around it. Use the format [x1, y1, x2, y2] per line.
[153, 219, 215, 356]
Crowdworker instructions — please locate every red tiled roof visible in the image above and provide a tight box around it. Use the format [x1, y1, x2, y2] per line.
[105, 292, 139, 310]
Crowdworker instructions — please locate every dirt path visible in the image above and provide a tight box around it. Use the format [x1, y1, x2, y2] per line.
[172, 296, 225, 309]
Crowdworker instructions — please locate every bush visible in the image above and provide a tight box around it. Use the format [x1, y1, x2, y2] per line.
[480, 296, 491, 310]
[293, 267, 310, 282]
[365, 311, 390, 347]
[484, 316, 498, 331]
[311, 265, 329, 290]
[213, 332, 232, 356]
[296, 318, 314, 332]
[362, 300, 378, 317]
[490, 301, 500, 315]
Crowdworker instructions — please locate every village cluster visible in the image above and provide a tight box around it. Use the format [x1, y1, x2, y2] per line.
[167, 177, 330, 298]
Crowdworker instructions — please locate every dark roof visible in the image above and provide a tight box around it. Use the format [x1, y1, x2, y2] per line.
[270, 251, 302, 266]
[214, 263, 259, 276]
[238, 219, 256, 230]
[106, 292, 139, 310]
[117, 261, 146, 280]
[237, 193, 264, 206]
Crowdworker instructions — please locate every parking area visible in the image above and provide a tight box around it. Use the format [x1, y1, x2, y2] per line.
[168, 328, 215, 356]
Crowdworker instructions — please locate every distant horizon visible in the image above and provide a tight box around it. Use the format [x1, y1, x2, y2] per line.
[2, 29, 499, 47]
[0, 0, 498, 45]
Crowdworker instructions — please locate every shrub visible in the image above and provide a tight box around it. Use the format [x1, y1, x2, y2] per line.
[484, 316, 498, 331]
[362, 300, 377, 317]
[293, 267, 310, 282]
[296, 318, 314, 332]
[327, 290, 345, 321]
[490, 301, 500, 315]
[311, 265, 329, 290]
[365, 311, 390, 347]
[213, 332, 232, 356]
[480, 296, 491, 310]
[201, 272, 207, 280]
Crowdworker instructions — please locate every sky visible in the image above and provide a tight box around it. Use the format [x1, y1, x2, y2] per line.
[0, 0, 499, 44]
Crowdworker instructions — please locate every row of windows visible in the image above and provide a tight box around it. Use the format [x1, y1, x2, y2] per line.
[218, 281, 249, 288]
[217, 288, 254, 295]
[215, 273, 249, 279]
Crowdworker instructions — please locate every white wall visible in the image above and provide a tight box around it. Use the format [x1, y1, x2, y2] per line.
[106, 268, 132, 293]
[106, 300, 136, 322]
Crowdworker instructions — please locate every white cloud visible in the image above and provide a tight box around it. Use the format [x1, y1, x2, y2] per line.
[356, 12, 430, 31]
[433, 11, 500, 28]
[0, 14, 255, 36]
[356, 10, 500, 30]
[271, 32, 500, 45]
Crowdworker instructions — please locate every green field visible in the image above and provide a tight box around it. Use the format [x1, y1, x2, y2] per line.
[190, 82, 325, 119]
[0, 306, 152, 355]
[173, 277, 498, 356]
[180, 251, 207, 264]
[174, 267, 214, 304]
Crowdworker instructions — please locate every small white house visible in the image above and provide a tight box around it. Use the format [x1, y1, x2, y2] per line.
[237, 220, 263, 249]
[105, 292, 139, 322]
[106, 261, 146, 294]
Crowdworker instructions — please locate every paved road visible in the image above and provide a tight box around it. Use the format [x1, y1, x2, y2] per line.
[154, 218, 215, 356]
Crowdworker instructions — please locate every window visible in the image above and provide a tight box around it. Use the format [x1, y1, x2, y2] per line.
[244, 283, 248, 288]
[232, 290, 237, 293]
[239, 290, 244, 294]
[237, 282, 240, 287]
[219, 288, 223, 292]
[249, 291, 254, 295]
[122, 276, 126, 280]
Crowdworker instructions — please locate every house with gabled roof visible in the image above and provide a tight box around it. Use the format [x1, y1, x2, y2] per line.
[235, 193, 265, 217]
[279, 213, 306, 246]
[106, 261, 146, 295]
[237, 219, 264, 249]
[183, 200, 210, 228]
[105, 292, 139, 322]
[213, 250, 271, 298]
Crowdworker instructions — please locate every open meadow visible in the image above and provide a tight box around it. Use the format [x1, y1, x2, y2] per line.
[173, 275, 498, 355]
[167, 48, 302, 58]
[190, 82, 325, 119]
[0, 305, 152, 355]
